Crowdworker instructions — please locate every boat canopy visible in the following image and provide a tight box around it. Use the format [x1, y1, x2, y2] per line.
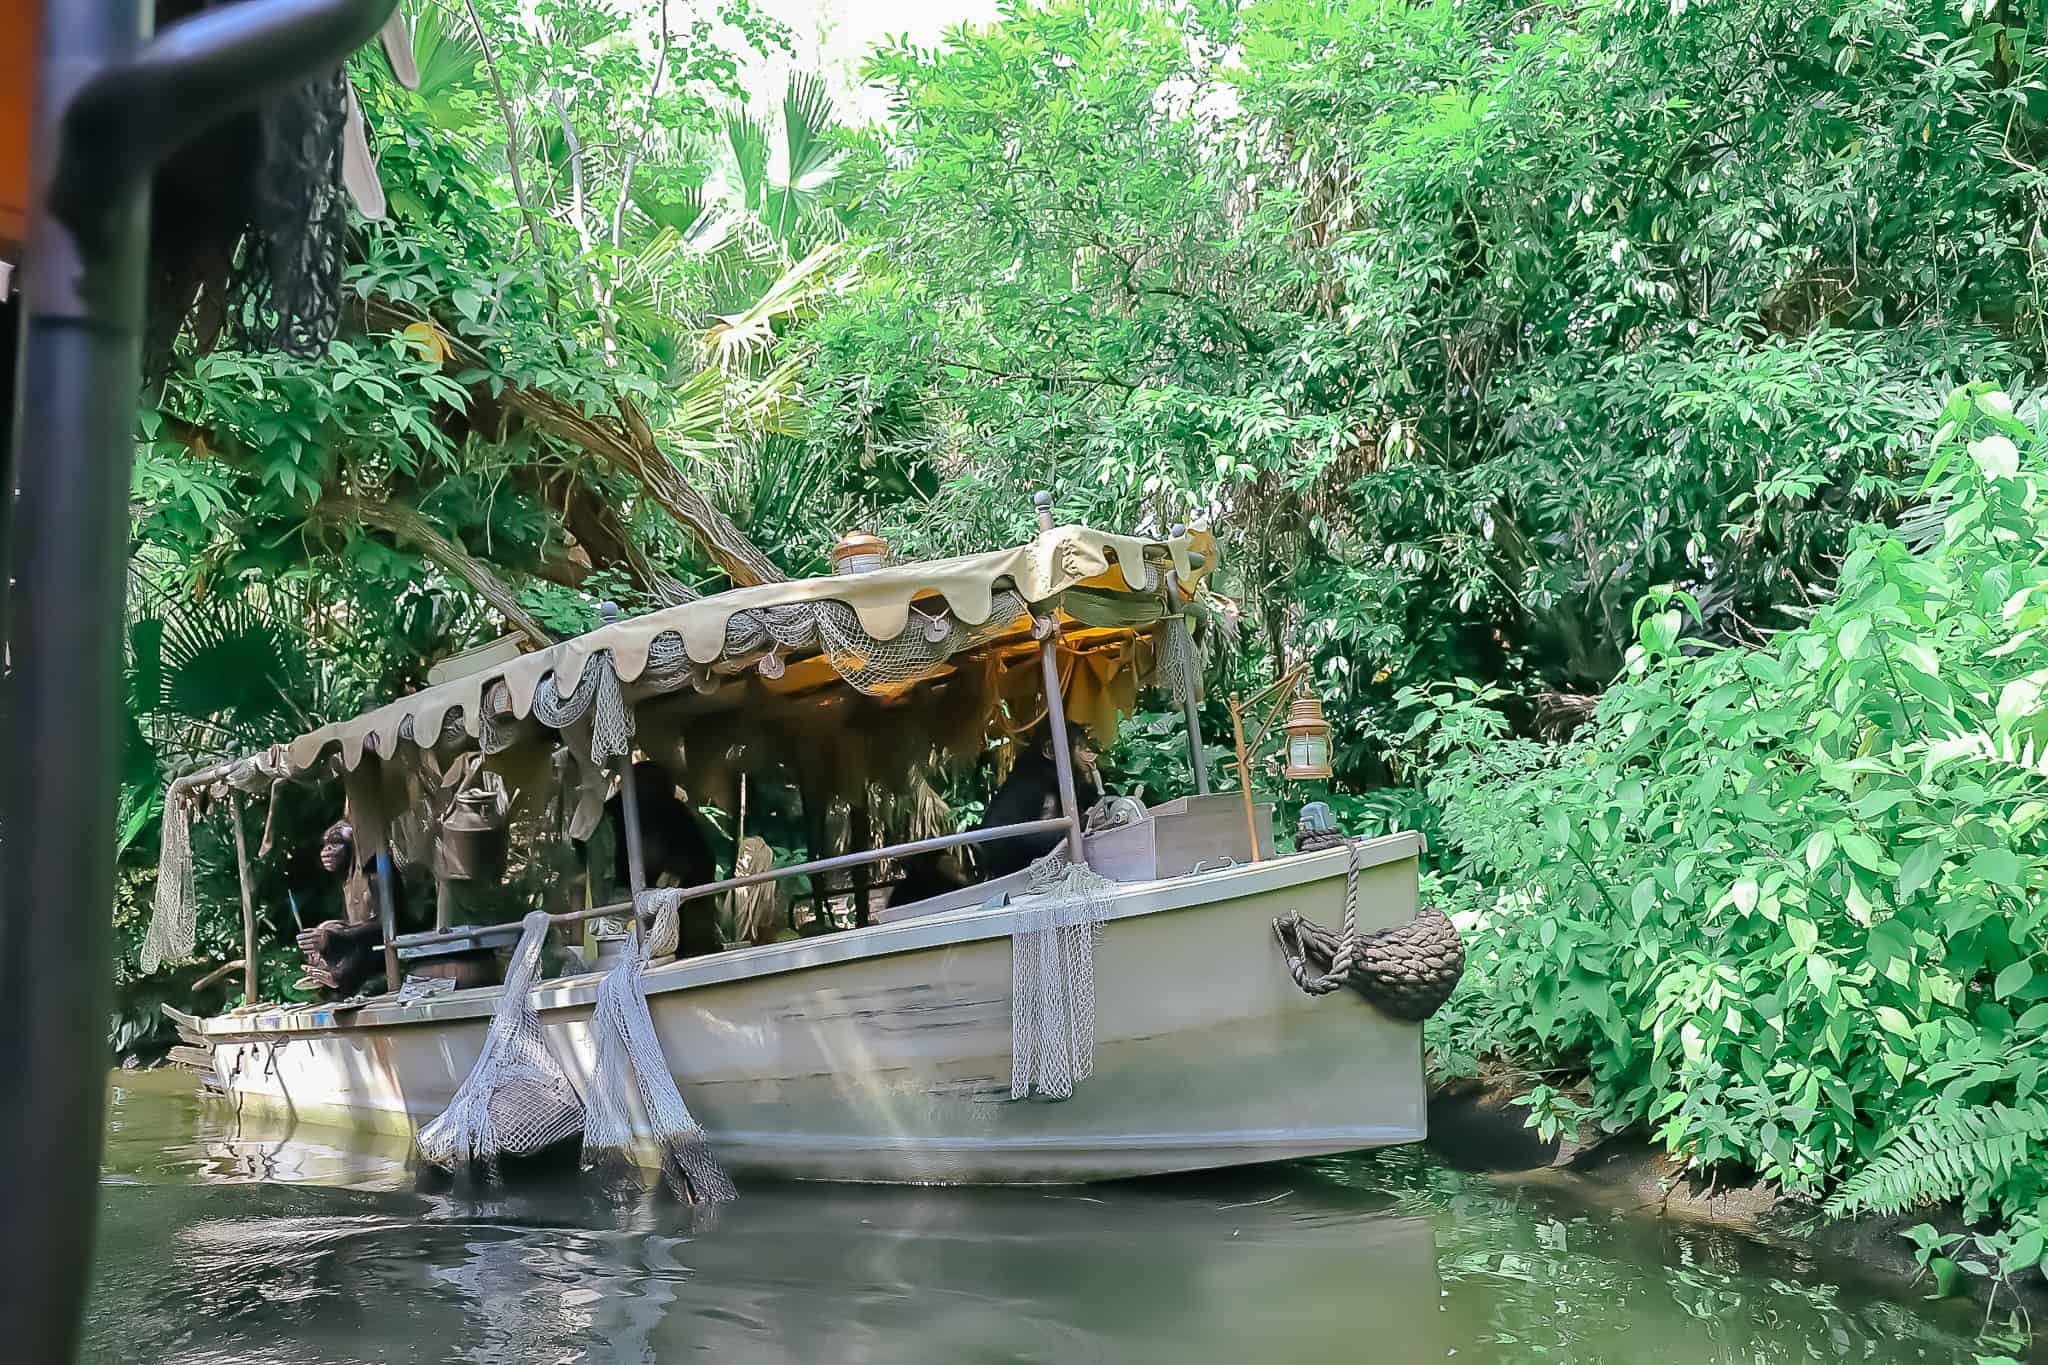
[182, 522, 1220, 816]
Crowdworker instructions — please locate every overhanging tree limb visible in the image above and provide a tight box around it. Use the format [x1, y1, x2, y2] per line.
[359, 294, 787, 587]
[314, 493, 555, 648]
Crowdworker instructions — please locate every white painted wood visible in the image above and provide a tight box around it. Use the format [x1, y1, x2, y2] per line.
[203, 835, 1427, 1184]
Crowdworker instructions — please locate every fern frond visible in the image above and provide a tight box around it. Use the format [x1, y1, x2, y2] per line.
[1824, 1103, 2048, 1219]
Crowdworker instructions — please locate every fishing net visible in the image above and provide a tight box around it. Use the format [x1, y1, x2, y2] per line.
[1159, 610, 1203, 707]
[480, 650, 632, 762]
[224, 66, 351, 359]
[581, 889, 735, 1205]
[1011, 846, 1116, 1100]
[416, 911, 584, 1177]
[529, 651, 633, 763]
[142, 784, 197, 974]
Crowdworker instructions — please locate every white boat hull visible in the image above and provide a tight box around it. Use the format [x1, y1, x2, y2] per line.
[199, 836, 1427, 1184]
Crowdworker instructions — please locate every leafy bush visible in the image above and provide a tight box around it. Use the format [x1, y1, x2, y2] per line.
[1416, 385, 2048, 1289]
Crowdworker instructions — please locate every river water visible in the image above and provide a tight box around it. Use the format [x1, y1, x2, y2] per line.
[83, 1070, 2020, 1364]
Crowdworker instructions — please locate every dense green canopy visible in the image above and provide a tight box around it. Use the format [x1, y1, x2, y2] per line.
[119, 0, 2048, 1313]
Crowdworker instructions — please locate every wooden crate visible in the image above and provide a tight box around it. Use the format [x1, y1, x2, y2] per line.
[1087, 793, 1276, 883]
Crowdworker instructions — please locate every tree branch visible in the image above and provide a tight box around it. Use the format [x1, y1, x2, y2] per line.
[314, 493, 554, 648]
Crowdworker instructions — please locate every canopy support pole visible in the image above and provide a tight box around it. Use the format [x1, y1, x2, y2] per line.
[616, 754, 649, 949]
[374, 857, 401, 993]
[1166, 554, 1209, 797]
[600, 606, 647, 951]
[1037, 620, 1088, 865]
[231, 796, 259, 1006]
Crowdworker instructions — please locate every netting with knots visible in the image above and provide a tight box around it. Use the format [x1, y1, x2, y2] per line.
[1011, 846, 1116, 1100]
[142, 786, 196, 975]
[482, 651, 633, 760]
[578, 889, 735, 1205]
[1158, 611, 1203, 708]
[415, 912, 584, 1177]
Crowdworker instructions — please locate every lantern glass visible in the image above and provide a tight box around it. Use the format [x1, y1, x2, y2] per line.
[1283, 729, 1331, 781]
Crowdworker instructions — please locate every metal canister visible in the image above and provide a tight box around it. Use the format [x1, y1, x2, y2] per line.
[435, 786, 507, 883]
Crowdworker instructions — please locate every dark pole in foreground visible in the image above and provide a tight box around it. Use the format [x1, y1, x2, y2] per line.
[0, 4, 397, 1360]
[0, 12, 148, 1361]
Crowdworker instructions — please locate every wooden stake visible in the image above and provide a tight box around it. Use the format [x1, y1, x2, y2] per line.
[230, 795, 258, 1006]
[1230, 691, 1262, 864]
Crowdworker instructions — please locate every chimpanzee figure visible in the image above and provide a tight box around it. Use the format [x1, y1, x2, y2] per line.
[971, 722, 1104, 883]
[295, 820, 399, 998]
[295, 819, 500, 999]
[595, 760, 722, 959]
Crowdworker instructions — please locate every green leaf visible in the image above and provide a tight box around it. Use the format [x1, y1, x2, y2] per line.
[1841, 833, 1889, 872]
[1804, 829, 1837, 872]
[1838, 616, 1871, 660]
[1996, 960, 2035, 1000]
[1897, 841, 1945, 900]
[1969, 848, 2024, 887]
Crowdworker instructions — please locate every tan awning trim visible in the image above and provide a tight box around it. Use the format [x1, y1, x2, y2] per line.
[285, 524, 1195, 775]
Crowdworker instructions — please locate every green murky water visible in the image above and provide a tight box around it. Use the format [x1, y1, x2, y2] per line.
[83, 1070, 2022, 1363]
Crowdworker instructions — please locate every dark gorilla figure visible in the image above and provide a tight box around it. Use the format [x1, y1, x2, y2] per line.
[885, 726, 1102, 912]
[597, 760, 722, 959]
[972, 723, 1103, 884]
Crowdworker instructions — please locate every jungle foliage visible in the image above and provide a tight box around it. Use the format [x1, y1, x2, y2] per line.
[123, 0, 2048, 1296]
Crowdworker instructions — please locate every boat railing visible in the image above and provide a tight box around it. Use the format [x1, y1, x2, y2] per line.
[387, 816, 1074, 954]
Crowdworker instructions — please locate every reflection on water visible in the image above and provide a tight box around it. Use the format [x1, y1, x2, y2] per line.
[86, 1070, 2007, 1364]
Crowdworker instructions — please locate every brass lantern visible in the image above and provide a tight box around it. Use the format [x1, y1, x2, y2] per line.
[832, 530, 888, 574]
[1282, 691, 1333, 781]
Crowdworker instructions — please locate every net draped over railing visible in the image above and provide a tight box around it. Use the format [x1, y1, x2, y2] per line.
[415, 912, 584, 1176]
[580, 888, 735, 1206]
[144, 748, 292, 976]
[142, 787, 196, 976]
[1011, 847, 1115, 1101]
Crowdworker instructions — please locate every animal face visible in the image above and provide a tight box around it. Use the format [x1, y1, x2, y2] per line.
[319, 822, 354, 875]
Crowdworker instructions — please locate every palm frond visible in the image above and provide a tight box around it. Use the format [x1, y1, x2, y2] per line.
[702, 242, 846, 372]
[724, 110, 771, 215]
[403, 0, 486, 130]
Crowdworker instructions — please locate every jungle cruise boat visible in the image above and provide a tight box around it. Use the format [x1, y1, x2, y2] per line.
[150, 510, 1461, 1186]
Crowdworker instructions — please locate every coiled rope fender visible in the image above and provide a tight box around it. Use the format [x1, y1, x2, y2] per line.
[1272, 837, 1465, 1022]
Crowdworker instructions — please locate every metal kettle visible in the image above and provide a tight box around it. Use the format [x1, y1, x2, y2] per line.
[435, 784, 507, 883]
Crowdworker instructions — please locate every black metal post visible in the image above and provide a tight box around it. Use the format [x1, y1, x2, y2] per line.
[0, 5, 396, 1360]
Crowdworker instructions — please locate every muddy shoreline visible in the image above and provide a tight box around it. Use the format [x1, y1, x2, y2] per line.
[1425, 1076, 2046, 1315]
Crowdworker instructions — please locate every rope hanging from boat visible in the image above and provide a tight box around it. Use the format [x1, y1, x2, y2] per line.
[1011, 847, 1115, 1100]
[415, 911, 584, 1177]
[1272, 839, 1466, 1022]
[580, 889, 735, 1206]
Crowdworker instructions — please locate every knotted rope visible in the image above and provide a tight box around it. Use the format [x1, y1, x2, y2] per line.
[1272, 838, 1466, 1021]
